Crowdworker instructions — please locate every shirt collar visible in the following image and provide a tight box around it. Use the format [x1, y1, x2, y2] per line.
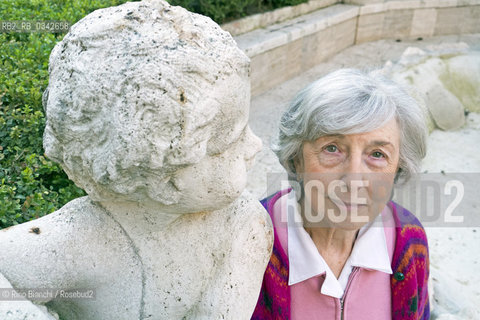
[286, 189, 392, 298]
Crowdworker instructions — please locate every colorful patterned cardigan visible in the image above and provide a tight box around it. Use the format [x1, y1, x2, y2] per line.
[252, 189, 430, 320]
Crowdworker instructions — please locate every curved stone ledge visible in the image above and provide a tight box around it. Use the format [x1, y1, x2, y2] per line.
[221, 0, 337, 36]
[231, 0, 480, 96]
[356, 1, 480, 43]
[235, 5, 359, 57]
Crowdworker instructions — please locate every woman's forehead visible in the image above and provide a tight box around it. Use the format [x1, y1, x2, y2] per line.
[313, 118, 400, 146]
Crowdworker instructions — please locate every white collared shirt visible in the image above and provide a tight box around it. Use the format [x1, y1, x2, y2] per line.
[286, 189, 392, 298]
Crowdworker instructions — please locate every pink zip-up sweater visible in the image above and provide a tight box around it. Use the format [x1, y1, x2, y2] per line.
[252, 189, 430, 320]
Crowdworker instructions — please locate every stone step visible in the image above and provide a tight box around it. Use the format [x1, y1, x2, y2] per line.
[221, 0, 338, 36]
[235, 4, 359, 58]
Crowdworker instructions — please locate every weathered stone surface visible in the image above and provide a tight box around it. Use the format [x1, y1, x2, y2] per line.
[248, 14, 357, 96]
[440, 53, 480, 113]
[386, 48, 479, 131]
[405, 84, 437, 134]
[345, 0, 383, 5]
[0, 274, 58, 320]
[410, 8, 437, 38]
[221, 0, 337, 36]
[356, 12, 385, 44]
[396, 46, 428, 66]
[435, 6, 480, 35]
[43, 0, 254, 208]
[425, 83, 465, 130]
[0, 0, 273, 319]
[383, 9, 414, 39]
[234, 4, 358, 95]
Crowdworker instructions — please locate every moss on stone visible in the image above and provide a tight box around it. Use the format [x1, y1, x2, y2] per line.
[440, 62, 480, 113]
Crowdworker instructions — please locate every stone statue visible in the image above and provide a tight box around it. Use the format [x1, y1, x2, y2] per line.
[0, 0, 273, 319]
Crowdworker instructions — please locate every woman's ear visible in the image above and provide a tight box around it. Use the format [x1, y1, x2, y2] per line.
[393, 167, 402, 184]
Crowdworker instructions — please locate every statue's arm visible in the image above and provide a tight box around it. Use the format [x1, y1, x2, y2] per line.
[0, 272, 59, 320]
[0, 210, 76, 290]
[0, 197, 119, 290]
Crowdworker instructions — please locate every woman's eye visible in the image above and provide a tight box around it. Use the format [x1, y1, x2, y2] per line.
[325, 145, 338, 153]
[372, 151, 385, 158]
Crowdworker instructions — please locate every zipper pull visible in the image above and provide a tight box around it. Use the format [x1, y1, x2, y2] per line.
[340, 298, 345, 320]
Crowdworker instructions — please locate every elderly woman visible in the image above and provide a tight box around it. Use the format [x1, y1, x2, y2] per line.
[252, 69, 429, 320]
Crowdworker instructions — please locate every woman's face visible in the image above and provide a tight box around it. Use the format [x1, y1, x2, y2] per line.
[296, 117, 401, 230]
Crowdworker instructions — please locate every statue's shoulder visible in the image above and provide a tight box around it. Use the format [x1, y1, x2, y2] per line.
[219, 191, 273, 251]
[222, 191, 272, 225]
[0, 196, 138, 266]
[0, 196, 94, 239]
[13, 196, 126, 238]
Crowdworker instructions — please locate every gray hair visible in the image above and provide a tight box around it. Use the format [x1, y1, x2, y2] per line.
[272, 68, 427, 185]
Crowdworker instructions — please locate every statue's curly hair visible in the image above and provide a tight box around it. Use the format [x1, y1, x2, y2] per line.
[43, 0, 250, 205]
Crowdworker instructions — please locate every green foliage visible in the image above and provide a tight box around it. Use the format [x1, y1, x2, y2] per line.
[0, 0, 135, 229]
[169, 0, 309, 23]
[1, 0, 307, 229]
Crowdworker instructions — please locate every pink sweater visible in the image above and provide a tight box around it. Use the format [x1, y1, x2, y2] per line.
[252, 189, 430, 320]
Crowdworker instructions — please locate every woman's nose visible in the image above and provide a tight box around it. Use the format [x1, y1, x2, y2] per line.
[340, 152, 368, 191]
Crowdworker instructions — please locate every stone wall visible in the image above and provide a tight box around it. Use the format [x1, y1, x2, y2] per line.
[356, 0, 480, 43]
[230, 0, 480, 96]
[222, 0, 338, 36]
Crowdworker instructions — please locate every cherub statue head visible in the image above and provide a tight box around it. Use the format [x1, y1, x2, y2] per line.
[43, 0, 261, 214]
